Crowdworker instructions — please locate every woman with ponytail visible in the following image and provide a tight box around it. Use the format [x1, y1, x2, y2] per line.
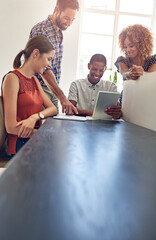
[2, 35, 57, 155]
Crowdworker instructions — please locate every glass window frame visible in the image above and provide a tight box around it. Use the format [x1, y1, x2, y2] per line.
[77, 0, 156, 91]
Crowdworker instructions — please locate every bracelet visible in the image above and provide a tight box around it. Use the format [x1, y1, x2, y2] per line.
[125, 72, 131, 79]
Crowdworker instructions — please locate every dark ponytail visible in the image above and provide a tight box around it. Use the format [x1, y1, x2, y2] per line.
[13, 35, 54, 69]
[13, 50, 26, 69]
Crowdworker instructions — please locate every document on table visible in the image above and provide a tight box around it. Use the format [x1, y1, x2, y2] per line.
[53, 114, 87, 121]
[53, 114, 124, 122]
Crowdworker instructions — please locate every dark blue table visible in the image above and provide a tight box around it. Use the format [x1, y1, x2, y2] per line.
[0, 118, 156, 240]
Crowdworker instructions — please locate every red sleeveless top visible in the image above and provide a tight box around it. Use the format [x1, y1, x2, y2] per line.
[4, 70, 43, 154]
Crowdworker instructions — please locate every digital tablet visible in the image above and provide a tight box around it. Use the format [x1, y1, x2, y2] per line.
[88, 91, 120, 120]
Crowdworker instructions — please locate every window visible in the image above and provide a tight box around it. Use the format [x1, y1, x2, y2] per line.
[77, 0, 156, 91]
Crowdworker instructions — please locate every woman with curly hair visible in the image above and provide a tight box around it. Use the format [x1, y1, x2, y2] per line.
[115, 24, 156, 80]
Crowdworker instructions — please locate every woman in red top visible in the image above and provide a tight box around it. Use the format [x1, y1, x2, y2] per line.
[2, 35, 57, 154]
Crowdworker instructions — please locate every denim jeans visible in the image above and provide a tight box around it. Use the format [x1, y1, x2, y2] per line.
[16, 138, 29, 153]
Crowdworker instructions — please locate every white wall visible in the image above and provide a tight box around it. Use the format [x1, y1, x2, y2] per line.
[60, 3, 82, 96]
[0, 0, 81, 97]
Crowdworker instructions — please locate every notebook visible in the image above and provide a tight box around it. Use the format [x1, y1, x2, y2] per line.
[86, 91, 120, 120]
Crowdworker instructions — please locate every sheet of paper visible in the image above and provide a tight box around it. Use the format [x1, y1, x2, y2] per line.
[53, 114, 87, 121]
[53, 114, 123, 122]
[86, 116, 124, 121]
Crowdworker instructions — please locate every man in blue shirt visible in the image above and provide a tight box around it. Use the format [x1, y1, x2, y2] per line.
[30, 0, 79, 114]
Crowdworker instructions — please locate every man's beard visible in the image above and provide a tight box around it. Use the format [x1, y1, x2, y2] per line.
[56, 16, 68, 31]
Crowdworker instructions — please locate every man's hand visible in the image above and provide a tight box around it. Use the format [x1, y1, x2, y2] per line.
[42, 70, 78, 115]
[105, 102, 122, 119]
[61, 97, 78, 115]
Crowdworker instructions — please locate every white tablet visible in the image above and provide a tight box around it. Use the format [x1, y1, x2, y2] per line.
[90, 91, 120, 120]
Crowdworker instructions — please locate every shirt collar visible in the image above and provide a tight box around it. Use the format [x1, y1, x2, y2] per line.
[87, 75, 101, 88]
[48, 15, 62, 34]
[47, 15, 63, 44]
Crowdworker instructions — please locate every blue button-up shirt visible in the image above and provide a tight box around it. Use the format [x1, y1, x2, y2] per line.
[29, 15, 63, 86]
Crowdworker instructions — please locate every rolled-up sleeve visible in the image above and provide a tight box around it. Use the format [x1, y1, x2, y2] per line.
[68, 81, 78, 103]
[110, 82, 117, 92]
[115, 56, 131, 72]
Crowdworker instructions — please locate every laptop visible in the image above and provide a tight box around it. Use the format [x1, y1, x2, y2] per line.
[87, 91, 120, 120]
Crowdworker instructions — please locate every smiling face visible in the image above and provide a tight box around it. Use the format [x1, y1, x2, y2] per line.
[88, 61, 106, 85]
[35, 50, 54, 74]
[123, 37, 138, 59]
[55, 7, 77, 31]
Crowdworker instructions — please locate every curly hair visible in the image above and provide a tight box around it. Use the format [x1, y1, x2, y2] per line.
[119, 24, 153, 61]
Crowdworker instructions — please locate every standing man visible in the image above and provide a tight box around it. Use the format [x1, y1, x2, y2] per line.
[29, 0, 79, 114]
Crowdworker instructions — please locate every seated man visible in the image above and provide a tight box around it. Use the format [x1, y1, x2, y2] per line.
[68, 54, 121, 119]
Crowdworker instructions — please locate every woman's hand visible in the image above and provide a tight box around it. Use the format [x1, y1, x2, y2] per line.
[105, 102, 122, 119]
[129, 65, 144, 80]
[16, 115, 38, 138]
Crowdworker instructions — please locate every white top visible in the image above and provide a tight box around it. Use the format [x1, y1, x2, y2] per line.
[68, 78, 117, 110]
